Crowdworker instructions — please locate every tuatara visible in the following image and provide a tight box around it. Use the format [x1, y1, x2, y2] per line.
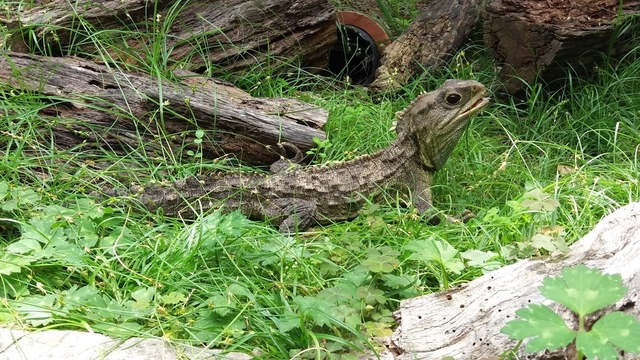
[126, 80, 489, 232]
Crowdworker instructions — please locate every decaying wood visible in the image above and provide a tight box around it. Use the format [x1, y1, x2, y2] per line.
[1, 0, 336, 73]
[369, 0, 484, 92]
[0, 51, 328, 165]
[484, 0, 640, 94]
[365, 202, 640, 359]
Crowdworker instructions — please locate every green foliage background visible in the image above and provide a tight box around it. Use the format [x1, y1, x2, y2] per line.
[0, 1, 639, 359]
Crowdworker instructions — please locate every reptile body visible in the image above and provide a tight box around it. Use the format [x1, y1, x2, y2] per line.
[131, 80, 489, 232]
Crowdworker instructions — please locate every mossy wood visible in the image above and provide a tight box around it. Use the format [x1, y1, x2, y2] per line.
[484, 0, 640, 94]
[0, 51, 328, 165]
[367, 203, 640, 360]
[0, 0, 336, 73]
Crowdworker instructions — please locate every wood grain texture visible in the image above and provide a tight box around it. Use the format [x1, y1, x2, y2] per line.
[483, 0, 640, 93]
[0, 51, 327, 165]
[1, 0, 336, 73]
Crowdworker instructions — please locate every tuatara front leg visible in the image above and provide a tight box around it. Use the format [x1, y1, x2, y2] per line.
[407, 167, 440, 225]
[409, 160, 478, 224]
[263, 198, 317, 233]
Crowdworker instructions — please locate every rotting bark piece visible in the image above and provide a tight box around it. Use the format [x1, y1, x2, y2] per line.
[483, 0, 640, 94]
[369, 0, 484, 92]
[0, 51, 327, 166]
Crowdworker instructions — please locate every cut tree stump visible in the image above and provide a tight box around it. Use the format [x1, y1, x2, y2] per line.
[369, 0, 484, 92]
[484, 0, 640, 94]
[0, 0, 336, 73]
[0, 51, 328, 166]
[365, 202, 640, 360]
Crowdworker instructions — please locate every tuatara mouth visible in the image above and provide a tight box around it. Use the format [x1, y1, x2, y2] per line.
[462, 97, 490, 115]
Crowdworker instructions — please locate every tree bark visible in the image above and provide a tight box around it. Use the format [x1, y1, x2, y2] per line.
[0, 0, 336, 74]
[483, 0, 640, 94]
[369, 0, 484, 92]
[0, 51, 328, 166]
[364, 202, 640, 360]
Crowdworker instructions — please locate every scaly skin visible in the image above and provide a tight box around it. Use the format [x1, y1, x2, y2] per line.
[132, 80, 489, 232]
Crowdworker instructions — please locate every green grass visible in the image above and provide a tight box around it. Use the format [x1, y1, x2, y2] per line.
[1, 3, 639, 359]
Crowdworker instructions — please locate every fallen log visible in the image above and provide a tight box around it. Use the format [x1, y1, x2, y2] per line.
[483, 0, 640, 94]
[0, 51, 328, 166]
[370, 202, 640, 359]
[369, 0, 484, 92]
[0, 0, 336, 73]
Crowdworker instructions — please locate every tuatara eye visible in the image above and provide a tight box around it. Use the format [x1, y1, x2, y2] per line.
[445, 92, 462, 105]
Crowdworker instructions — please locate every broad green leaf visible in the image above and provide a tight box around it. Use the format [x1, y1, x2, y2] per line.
[0, 181, 8, 200]
[406, 238, 464, 274]
[17, 295, 60, 327]
[362, 248, 399, 273]
[0, 253, 36, 275]
[381, 274, 419, 298]
[205, 293, 236, 317]
[22, 218, 67, 247]
[342, 266, 371, 287]
[161, 292, 186, 305]
[73, 219, 100, 248]
[63, 285, 103, 310]
[74, 198, 105, 219]
[356, 286, 386, 305]
[276, 311, 301, 333]
[576, 331, 619, 360]
[552, 237, 570, 254]
[88, 298, 125, 321]
[43, 204, 75, 219]
[540, 265, 626, 316]
[460, 249, 501, 272]
[371, 308, 394, 323]
[131, 287, 155, 303]
[530, 234, 556, 252]
[227, 283, 253, 299]
[500, 304, 575, 352]
[461, 249, 495, 266]
[520, 189, 560, 212]
[48, 238, 87, 268]
[6, 238, 41, 254]
[317, 285, 355, 305]
[329, 304, 360, 329]
[365, 321, 393, 337]
[294, 295, 334, 328]
[129, 287, 155, 311]
[588, 312, 640, 353]
[0, 274, 29, 298]
[2, 187, 41, 211]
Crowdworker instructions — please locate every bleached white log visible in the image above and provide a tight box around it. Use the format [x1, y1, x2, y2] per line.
[372, 202, 640, 360]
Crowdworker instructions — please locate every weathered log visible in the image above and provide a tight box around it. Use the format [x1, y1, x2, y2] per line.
[0, 0, 336, 73]
[365, 202, 640, 359]
[0, 51, 328, 165]
[369, 0, 484, 92]
[484, 0, 640, 94]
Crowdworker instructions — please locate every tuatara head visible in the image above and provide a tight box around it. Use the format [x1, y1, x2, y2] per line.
[396, 79, 489, 171]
